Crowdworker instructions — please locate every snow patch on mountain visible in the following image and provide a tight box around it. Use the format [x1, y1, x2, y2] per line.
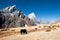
[28, 12, 36, 21]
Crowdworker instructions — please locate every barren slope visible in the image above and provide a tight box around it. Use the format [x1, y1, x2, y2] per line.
[0, 28, 60, 40]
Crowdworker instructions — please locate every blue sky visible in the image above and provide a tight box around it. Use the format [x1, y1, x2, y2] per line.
[0, 0, 60, 21]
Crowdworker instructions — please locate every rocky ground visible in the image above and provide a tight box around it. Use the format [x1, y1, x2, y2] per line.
[0, 27, 60, 40]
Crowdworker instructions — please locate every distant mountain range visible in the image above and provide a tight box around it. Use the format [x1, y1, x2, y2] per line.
[0, 5, 59, 29]
[0, 5, 37, 28]
[51, 20, 60, 24]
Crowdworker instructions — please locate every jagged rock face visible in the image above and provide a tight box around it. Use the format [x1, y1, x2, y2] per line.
[0, 13, 5, 28]
[0, 5, 36, 29]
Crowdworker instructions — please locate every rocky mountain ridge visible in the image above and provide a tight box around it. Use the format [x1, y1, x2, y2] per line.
[0, 5, 36, 28]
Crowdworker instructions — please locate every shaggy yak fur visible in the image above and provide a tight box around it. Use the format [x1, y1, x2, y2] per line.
[20, 29, 27, 34]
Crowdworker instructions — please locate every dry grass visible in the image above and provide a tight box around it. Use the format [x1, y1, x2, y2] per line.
[0, 27, 60, 40]
[0, 23, 60, 40]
